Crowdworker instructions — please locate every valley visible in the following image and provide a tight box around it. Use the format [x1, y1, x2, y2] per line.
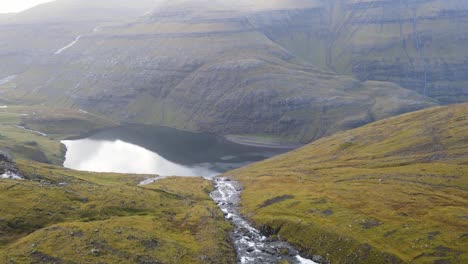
[0, 1, 467, 263]
[0, 102, 465, 264]
[0, 0, 442, 143]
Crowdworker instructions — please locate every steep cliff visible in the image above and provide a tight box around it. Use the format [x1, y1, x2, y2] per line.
[249, 0, 468, 103]
[0, 0, 437, 142]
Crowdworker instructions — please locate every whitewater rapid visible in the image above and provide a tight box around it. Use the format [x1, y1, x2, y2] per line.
[211, 177, 321, 264]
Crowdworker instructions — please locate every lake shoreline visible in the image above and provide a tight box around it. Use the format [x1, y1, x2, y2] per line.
[224, 135, 303, 149]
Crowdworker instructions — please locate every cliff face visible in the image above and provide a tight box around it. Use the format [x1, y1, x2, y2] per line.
[0, 0, 437, 142]
[249, 0, 468, 104]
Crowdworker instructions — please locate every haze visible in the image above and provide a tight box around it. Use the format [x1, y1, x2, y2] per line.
[0, 0, 55, 13]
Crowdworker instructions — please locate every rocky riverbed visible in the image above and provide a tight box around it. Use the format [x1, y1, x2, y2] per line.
[0, 153, 23, 179]
[211, 177, 324, 264]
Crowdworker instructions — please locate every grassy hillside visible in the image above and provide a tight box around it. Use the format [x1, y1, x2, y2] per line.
[0, 161, 235, 263]
[0, 105, 116, 165]
[228, 103, 468, 263]
[0, 104, 235, 263]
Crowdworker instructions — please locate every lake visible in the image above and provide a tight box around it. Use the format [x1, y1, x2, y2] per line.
[62, 125, 289, 177]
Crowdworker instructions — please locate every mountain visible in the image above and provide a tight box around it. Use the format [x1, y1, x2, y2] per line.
[0, 0, 436, 143]
[227, 103, 468, 263]
[0, 13, 13, 22]
[0, 0, 159, 75]
[249, 0, 468, 103]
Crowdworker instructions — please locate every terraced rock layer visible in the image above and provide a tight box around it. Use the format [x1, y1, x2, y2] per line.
[0, 0, 437, 143]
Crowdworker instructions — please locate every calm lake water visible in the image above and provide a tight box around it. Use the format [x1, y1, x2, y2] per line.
[62, 125, 289, 177]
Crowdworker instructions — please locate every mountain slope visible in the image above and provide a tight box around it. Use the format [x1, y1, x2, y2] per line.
[0, 0, 437, 143]
[0, 0, 159, 75]
[228, 103, 468, 263]
[249, 0, 468, 103]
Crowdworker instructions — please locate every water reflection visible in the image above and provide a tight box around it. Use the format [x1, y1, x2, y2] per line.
[62, 125, 289, 177]
[63, 139, 218, 176]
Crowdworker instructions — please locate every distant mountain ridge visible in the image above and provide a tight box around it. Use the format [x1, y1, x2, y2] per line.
[0, 0, 444, 142]
[249, 0, 468, 103]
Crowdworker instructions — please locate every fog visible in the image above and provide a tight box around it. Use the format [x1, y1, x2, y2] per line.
[0, 0, 56, 13]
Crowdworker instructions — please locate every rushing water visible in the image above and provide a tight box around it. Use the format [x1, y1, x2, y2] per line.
[62, 125, 320, 263]
[62, 125, 287, 177]
[211, 178, 319, 264]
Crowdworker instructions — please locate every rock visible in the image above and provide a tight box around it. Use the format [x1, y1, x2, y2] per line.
[141, 238, 159, 249]
[91, 248, 100, 256]
[0, 153, 23, 179]
[278, 247, 290, 255]
[312, 255, 326, 263]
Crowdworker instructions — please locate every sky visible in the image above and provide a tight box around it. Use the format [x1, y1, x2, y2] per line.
[0, 0, 56, 13]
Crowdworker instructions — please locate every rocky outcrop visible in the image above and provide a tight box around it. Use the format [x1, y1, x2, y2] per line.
[0, 153, 23, 179]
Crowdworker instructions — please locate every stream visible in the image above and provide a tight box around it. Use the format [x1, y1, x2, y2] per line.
[211, 177, 320, 264]
[62, 125, 319, 263]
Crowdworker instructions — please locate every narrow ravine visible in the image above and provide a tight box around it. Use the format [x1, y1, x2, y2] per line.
[211, 177, 321, 264]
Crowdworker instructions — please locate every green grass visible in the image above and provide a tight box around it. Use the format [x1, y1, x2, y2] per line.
[227, 103, 468, 263]
[0, 105, 235, 263]
[0, 105, 116, 165]
[0, 160, 235, 264]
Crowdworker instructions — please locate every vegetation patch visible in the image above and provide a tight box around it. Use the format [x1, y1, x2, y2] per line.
[259, 195, 295, 208]
[228, 104, 468, 263]
[0, 161, 235, 263]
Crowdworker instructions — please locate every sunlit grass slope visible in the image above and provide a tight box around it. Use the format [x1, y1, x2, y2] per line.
[228, 103, 468, 263]
[0, 161, 234, 263]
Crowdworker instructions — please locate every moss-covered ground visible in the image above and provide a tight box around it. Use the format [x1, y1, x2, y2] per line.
[0, 160, 235, 264]
[0, 105, 235, 264]
[228, 103, 468, 263]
